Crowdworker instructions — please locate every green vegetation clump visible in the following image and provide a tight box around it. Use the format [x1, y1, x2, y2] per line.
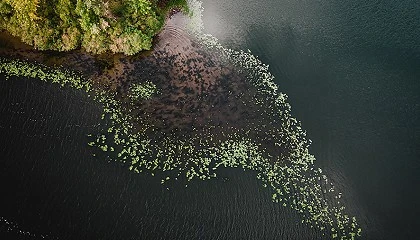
[0, 2, 363, 239]
[0, 58, 91, 90]
[128, 81, 158, 100]
[0, 0, 188, 55]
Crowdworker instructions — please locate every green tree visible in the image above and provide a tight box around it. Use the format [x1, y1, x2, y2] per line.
[0, 0, 188, 55]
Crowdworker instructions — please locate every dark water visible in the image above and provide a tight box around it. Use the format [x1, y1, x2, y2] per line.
[203, 0, 420, 239]
[0, 75, 322, 239]
[1, 0, 420, 239]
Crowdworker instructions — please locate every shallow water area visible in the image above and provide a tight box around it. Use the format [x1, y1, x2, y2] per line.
[2, 0, 415, 239]
[201, 0, 420, 239]
[1, 10, 330, 240]
[0, 73, 323, 240]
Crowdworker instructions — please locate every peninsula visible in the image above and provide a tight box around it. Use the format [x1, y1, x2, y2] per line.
[0, 1, 363, 239]
[0, 0, 188, 55]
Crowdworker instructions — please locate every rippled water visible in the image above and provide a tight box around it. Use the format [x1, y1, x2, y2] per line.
[1, 0, 420, 239]
[203, 0, 420, 239]
[0, 75, 322, 240]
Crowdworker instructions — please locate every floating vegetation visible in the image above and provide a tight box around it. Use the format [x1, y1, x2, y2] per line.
[0, 1, 362, 239]
[0, 216, 57, 240]
[0, 58, 91, 91]
[128, 81, 159, 101]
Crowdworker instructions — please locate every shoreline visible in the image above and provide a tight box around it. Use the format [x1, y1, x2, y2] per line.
[0, 3, 363, 238]
[0, 3, 186, 90]
[0, 11, 286, 160]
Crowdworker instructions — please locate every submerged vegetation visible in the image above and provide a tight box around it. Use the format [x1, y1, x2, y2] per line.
[0, 0, 188, 55]
[0, 1, 363, 239]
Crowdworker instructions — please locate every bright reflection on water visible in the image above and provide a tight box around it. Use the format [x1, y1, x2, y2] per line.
[202, 0, 420, 239]
[0, 0, 419, 239]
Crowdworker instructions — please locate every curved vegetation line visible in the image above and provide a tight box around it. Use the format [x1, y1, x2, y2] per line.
[0, 0, 363, 239]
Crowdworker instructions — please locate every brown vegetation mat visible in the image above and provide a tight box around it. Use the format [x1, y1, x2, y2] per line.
[0, 13, 287, 160]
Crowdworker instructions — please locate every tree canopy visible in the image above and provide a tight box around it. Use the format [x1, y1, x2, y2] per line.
[0, 0, 187, 55]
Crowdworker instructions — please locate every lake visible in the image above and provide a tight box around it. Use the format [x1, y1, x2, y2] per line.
[1, 0, 419, 239]
[201, 0, 420, 239]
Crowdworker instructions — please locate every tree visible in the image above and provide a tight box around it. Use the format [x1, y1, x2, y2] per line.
[0, 0, 188, 55]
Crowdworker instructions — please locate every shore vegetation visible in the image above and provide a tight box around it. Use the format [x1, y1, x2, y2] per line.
[0, 0, 187, 55]
[0, 1, 363, 239]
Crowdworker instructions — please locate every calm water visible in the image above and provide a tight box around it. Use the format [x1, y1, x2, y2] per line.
[204, 0, 420, 239]
[0, 75, 322, 240]
[1, 0, 420, 239]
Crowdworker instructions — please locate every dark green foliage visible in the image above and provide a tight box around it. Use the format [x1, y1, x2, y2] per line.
[161, 0, 189, 13]
[0, 0, 188, 55]
[0, 2, 12, 17]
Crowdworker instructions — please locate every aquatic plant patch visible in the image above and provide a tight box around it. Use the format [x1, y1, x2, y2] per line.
[0, 1, 363, 238]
